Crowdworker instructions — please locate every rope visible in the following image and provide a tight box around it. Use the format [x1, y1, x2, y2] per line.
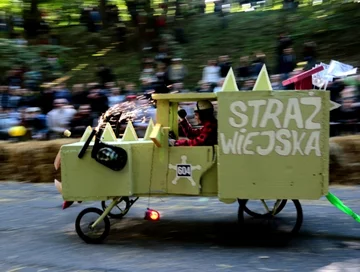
[147, 144, 156, 208]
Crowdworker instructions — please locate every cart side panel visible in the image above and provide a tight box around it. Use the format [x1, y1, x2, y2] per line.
[132, 142, 168, 194]
[61, 142, 134, 201]
[201, 160, 218, 195]
[217, 91, 329, 200]
[166, 146, 216, 195]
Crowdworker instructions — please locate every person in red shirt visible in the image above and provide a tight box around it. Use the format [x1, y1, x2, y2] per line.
[169, 100, 218, 146]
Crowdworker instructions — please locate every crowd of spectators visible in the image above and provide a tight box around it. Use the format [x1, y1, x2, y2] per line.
[1, 34, 359, 141]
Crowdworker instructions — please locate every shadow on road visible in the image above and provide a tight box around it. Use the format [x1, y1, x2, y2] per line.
[105, 217, 300, 248]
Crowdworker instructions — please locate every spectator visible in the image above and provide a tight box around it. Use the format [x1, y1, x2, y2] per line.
[167, 58, 187, 84]
[46, 99, 76, 138]
[202, 60, 221, 88]
[69, 104, 93, 137]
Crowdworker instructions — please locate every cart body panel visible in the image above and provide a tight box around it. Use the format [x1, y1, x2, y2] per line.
[217, 90, 330, 200]
[60, 141, 218, 200]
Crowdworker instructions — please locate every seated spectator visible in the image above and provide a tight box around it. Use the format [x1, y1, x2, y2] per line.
[236, 56, 251, 80]
[71, 84, 88, 109]
[218, 55, 231, 78]
[23, 107, 48, 140]
[270, 74, 283, 90]
[69, 104, 93, 137]
[167, 58, 187, 84]
[213, 79, 224, 93]
[46, 99, 77, 138]
[202, 60, 221, 88]
[108, 87, 126, 107]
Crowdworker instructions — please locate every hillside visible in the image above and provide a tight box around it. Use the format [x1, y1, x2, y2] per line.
[58, 3, 360, 88]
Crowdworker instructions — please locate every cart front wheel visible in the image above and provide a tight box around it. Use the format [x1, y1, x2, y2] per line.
[238, 199, 303, 236]
[75, 207, 110, 244]
[101, 197, 131, 219]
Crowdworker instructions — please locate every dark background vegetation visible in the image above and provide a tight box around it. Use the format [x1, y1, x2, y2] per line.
[1, 0, 359, 88]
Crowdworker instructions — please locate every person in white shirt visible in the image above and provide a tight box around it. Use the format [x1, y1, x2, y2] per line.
[46, 99, 76, 138]
[202, 60, 221, 87]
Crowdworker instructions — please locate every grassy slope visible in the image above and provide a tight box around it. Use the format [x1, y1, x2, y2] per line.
[59, 3, 360, 89]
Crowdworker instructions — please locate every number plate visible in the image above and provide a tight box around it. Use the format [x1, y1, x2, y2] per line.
[176, 164, 192, 177]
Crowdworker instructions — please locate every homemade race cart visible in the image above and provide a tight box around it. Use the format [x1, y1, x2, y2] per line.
[56, 65, 349, 244]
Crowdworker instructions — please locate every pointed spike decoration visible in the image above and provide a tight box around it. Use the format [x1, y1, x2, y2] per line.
[79, 126, 94, 142]
[221, 68, 239, 92]
[252, 64, 273, 91]
[122, 121, 138, 141]
[144, 118, 155, 140]
[330, 100, 341, 111]
[101, 122, 117, 141]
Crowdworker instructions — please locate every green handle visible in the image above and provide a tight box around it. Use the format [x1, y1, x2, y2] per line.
[326, 192, 360, 223]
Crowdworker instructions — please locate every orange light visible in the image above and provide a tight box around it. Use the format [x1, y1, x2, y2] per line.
[144, 208, 160, 221]
[150, 210, 159, 220]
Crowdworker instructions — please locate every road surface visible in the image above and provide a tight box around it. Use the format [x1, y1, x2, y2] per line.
[0, 181, 360, 272]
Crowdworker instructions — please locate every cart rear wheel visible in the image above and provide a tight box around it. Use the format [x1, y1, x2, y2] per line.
[75, 207, 110, 244]
[241, 199, 287, 217]
[238, 199, 303, 236]
[101, 197, 131, 219]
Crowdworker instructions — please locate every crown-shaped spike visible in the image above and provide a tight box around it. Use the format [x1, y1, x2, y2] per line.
[221, 68, 239, 92]
[79, 126, 95, 142]
[253, 64, 272, 91]
[122, 121, 138, 141]
[101, 122, 117, 141]
[144, 118, 155, 140]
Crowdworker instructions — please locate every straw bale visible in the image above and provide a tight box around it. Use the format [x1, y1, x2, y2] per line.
[329, 135, 360, 185]
[0, 139, 77, 183]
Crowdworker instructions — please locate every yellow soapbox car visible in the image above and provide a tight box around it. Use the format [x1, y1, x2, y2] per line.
[55, 66, 335, 244]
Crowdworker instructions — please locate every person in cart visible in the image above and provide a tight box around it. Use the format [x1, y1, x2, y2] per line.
[169, 100, 218, 146]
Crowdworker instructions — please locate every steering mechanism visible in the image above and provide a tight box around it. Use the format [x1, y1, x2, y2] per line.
[168, 108, 188, 146]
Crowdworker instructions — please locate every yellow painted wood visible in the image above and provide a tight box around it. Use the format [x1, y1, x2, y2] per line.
[79, 126, 94, 142]
[152, 93, 217, 102]
[253, 64, 273, 91]
[167, 146, 215, 195]
[59, 72, 332, 203]
[122, 121, 138, 141]
[221, 68, 239, 92]
[217, 91, 330, 200]
[143, 118, 155, 140]
[170, 102, 179, 138]
[61, 142, 133, 201]
[150, 123, 163, 147]
[101, 122, 117, 141]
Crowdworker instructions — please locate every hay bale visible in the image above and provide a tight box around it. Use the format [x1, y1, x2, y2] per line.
[0, 139, 77, 183]
[329, 135, 360, 185]
[33, 164, 56, 183]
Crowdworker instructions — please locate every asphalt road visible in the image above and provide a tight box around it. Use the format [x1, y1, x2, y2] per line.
[0, 181, 360, 272]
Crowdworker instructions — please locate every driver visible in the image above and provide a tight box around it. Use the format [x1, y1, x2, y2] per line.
[169, 100, 217, 146]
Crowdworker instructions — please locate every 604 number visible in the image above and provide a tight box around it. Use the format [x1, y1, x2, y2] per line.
[177, 165, 192, 177]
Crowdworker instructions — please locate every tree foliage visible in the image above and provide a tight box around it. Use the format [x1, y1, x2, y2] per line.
[0, 38, 71, 82]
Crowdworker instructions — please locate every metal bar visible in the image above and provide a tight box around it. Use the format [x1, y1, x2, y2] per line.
[78, 129, 97, 158]
[91, 197, 120, 229]
[261, 199, 271, 214]
[272, 200, 282, 215]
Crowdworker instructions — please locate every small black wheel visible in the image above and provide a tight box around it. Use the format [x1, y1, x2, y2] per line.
[241, 199, 287, 217]
[101, 197, 131, 219]
[75, 207, 110, 244]
[238, 199, 303, 236]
